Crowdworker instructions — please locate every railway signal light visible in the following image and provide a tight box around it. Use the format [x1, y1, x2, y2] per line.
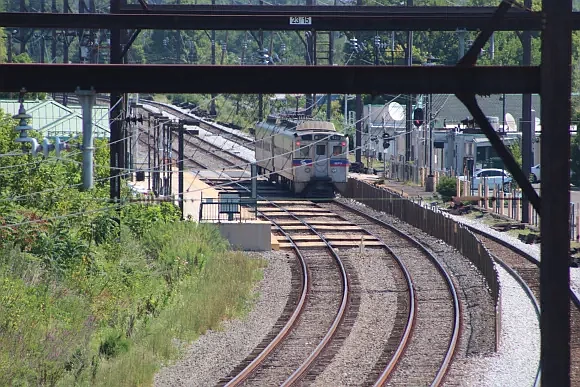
[383, 133, 391, 149]
[413, 108, 424, 127]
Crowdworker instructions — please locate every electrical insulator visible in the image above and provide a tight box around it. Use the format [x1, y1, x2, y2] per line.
[349, 38, 359, 53]
[125, 115, 144, 124]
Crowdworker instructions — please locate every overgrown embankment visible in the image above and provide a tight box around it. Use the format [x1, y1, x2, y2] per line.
[0, 209, 265, 387]
[0, 112, 265, 387]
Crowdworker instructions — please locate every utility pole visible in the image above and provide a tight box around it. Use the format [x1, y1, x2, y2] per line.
[51, 0, 57, 60]
[304, 0, 315, 117]
[76, 88, 96, 190]
[355, 94, 363, 164]
[405, 0, 414, 166]
[63, 0, 70, 106]
[210, 0, 217, 117]
[374, 33, 380, 66]
[7, 33, 12, 63]
[326, 27, 334, 120]
[109, 0, 122, 203]
[78, 0, 85, 62]
[429, 93, 433, 175]
[19, 0, 26, 55]
[521, 0, 533, 223]
[178, 121, 184, 218]
[355, 0, 363, 164]
[258, 26, 264, 121]
[40, 0, 46, 64]
[147, 118, 151, 192]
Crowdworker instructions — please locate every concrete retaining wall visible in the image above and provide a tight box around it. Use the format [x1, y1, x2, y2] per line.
[218, 221, 272, 251]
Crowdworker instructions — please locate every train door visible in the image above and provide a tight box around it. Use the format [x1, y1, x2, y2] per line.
[314, 143, 328, 177]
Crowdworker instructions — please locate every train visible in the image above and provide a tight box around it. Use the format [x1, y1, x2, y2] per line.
[254, 114, 350, 198]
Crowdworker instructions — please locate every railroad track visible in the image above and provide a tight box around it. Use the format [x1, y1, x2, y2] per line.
[465, 226, 577, 386]
[218, 197, 460, 386]
[137, 126, 208, 170]
[321, 200, 461, 386]
[142, 100, 254, 149]
[181, 132, 249, 168]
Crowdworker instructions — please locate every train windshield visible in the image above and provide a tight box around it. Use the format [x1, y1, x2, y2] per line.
[332, 146, 342, 156]
[299, 145, 310, 158]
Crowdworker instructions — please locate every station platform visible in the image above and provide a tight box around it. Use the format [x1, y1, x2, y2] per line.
[184, 171, 276, 251]
[129, 170, 276, 251]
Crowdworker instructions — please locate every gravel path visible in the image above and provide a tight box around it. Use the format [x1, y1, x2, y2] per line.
[153, 251, 292, 387]
[451, 265, 540, 387]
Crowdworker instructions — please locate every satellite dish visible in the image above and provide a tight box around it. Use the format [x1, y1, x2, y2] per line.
[505, 113, 517, 131]
[388, 102, 405, 121]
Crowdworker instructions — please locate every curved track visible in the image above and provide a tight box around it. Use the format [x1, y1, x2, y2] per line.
[464, 225, 577, 386]
[223, 201, 351, 386]
[142, 99, 254, 149]
[219, 195, 460, 386]
[323, 200, 461, 386]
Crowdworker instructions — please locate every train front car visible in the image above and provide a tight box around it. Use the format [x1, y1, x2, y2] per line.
[255, 116, 349, 199]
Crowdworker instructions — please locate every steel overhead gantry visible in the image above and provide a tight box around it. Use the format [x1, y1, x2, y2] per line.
[0, 8, 558, 31]
[0, 0, 572, 384]
[0, 64, 538, 94]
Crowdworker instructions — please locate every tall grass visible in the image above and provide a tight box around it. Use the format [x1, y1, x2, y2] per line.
[90, 250, 266, 387]
[1, 221, 266, 387]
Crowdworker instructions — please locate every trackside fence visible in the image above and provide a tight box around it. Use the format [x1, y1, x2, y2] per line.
[345, 178, 502, 350]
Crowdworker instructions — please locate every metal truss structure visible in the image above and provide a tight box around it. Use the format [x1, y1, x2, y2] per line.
[0, 6, 558, 31]
[0, 0, 573, 384]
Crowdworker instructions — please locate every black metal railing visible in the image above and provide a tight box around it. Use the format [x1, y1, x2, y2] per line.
[199, 196, 258, 223]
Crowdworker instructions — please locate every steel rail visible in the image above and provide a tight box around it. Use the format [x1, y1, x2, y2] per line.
[224, 207, 309, 386]
[142, 100, 252, 150]
[181, 135, 245, 169]
[223, 198, 349, 385]
[277, 203, 350, 386]
[139, 125, 208, 170]
[464, 224, 580, 308]
[332, 200, 461, 387]
[329, 204, 418, 385]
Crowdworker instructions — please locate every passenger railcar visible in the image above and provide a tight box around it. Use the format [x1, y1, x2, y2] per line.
[255, 115, 349, 197]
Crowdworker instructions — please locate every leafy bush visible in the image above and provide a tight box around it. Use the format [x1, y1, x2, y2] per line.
[436, 176, 457, 203]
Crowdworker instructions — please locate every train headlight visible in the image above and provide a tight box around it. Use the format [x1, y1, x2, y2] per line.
[305, 167, 311, 173]
[331, 168, 337, 173]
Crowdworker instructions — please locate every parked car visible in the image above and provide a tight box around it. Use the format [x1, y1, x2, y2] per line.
[458, 168, 512, 192]
[530, 164, 573, 183]
[530, 164, 541, 183]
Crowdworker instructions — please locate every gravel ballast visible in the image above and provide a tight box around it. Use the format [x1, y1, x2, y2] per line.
[154, 251, 292, 387]
[452, 265, 540, 387]
[311, 247, 399, 386]
[333, 198, 545, 386]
